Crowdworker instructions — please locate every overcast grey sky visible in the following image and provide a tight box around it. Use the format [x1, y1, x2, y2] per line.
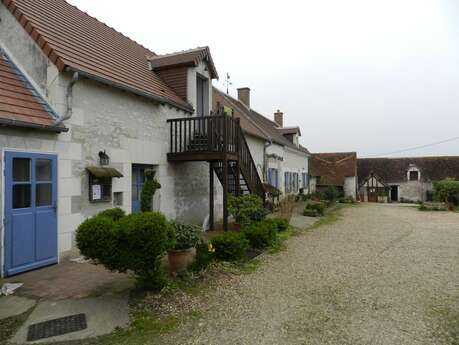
[68, 0, 459, 157]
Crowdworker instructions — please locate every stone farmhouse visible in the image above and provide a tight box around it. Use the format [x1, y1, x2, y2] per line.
[213, 87, 310, 197]
[308, 152, 358, 199]
[357, 156, 459, 203]
[0, 0, 310, 277]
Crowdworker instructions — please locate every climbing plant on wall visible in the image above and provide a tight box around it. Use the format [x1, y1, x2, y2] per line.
[140, 169, 161, 212]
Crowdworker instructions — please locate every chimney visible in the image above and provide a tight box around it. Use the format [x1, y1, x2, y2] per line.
[237, 87, 250, 108]
[274, 110, 283, 127]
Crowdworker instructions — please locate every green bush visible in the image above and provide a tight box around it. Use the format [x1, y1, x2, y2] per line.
[97, 208, 126, 221]
[211, 232, 249, 261]
[76, 215, 121, 270]
[170, 222, 201, 250]
[140, 175, 161, 212]
[265, 217, 289, 232]
[323, 186, 341, 201]
[242, 221, 277, 249]
[434, 178, 459, 207]
[305, 201, 326, 216]
[228, 194, 265, 226]
[338, 196, 355, 204]
[189, 240, 214, 272]
[76, 211, 175, 291]
[303, 209, 319, 217]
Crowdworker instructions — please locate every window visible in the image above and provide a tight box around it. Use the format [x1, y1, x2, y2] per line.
[302, 173, 309, 189]
[196, 75, 208, 116]
[409, 170, 419, 181]
[292, 172, 299, 192]
[267, 168, 279, 188]
[284, 172, 299, 193]
[284, 172, 290, 193]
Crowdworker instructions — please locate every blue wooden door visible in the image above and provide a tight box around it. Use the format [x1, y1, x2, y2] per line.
[131, 165, 145, 213]
[4, 152, 58, 276]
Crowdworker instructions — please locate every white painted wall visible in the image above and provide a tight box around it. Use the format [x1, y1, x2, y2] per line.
[0, 4, 221, 277]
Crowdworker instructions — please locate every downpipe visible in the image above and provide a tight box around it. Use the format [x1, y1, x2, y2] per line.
[54, 72, 79, 125]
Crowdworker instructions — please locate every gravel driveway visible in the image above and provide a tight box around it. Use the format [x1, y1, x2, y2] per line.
[159, 204, 459, 345]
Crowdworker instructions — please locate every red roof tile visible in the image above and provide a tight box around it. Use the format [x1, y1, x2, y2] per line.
[310, 152, 357, 186]
[0, 48, 66, 132]
[213, 87, 310, 155]
[149, 47, 218, 79]
[3, 0, 193, 112]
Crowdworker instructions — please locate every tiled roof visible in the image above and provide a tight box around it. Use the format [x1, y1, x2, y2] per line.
[3, 0, 193, 112]
[0, 47, 66, 132]
[149, 47, 218, 79]
[213, 87, 309, 155]
[357, 156, 459, 183]
[310, 152, 357, 186]
[278, 126, 301, 136]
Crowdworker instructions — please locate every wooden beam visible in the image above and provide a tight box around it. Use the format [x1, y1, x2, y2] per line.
[209, 162, 214, 231]
[222, 157, 228, 231]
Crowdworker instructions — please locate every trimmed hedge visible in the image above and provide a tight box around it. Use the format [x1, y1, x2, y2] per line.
[305, 201, 326, 216]
[243, 221, 277, 249]
[228, 194, 265, 226]
[211, 232, 249, 261]
[97, 208, 126, 221]
[303, 209, 319, 217]
[265, 217, 289, 232]
[76, 211, 175, 291]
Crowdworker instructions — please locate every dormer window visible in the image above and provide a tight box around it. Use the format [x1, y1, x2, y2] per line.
[407, 165, 420, 181]
[409, 170, 419, 181]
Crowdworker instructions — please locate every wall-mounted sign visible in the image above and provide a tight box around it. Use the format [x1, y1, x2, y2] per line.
[92, 184, 102, 201]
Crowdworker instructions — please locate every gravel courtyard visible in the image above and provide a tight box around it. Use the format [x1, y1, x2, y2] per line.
[159, 204, 459, 345]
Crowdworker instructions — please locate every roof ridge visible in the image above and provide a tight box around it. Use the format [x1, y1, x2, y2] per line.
[150, 46, 208, 59]
[61, 0, 157, 56]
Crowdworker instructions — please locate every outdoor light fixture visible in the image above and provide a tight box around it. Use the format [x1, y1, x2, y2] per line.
[99, 150, 110, 166]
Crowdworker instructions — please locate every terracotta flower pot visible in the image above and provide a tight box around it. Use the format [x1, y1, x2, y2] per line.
[233, 223, 241, 232]
[167, 248, 196, 273]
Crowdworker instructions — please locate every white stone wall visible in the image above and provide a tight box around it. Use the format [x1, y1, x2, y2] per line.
[344, 176, 357, 199]
[245, 134, 265, 178]
[398, 181, 432, 202]
[0, 4, 221, 274]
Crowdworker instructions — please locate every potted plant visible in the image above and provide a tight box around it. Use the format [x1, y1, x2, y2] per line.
[167, 222, 201, 273]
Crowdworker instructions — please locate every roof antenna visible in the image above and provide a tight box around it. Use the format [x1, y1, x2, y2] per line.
[224, 72, 232, 94]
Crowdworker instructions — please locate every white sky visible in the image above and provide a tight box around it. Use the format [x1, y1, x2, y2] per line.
[68, 0, 459, 157]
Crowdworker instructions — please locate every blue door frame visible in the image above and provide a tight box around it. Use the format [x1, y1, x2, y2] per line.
[4, 151, 58, 276]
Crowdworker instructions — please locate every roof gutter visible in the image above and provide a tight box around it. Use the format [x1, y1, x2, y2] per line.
[0, 118, 68, 133]
[64, 67, 194, 114]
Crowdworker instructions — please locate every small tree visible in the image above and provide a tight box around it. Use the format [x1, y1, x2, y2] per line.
[140, 169, 161, 212]
[434, 178, 459, 208]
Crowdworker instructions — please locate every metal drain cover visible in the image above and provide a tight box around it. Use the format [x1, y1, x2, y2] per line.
[27, 313, 87, 341]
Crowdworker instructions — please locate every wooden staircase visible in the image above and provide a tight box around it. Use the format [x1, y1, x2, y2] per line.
[167, 111, 265, 230]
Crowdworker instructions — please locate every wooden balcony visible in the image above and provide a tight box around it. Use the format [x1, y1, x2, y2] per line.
[167, 113, 265, 230]
[167, 115, 239, 162]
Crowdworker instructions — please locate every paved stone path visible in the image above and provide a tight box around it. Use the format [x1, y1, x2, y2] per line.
[159, 204, 459, 345]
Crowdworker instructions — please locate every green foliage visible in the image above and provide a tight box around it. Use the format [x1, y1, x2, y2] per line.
[76, 215, 121, 270]
[140, 174, 161, 212]
[242, 221, 278, 249]
[434, 178, 459, 206]
[170, 222, 201, 250]
[76, 211, 175, 291]
[323, 186, 341, 201]
[211, 232, 249, 261]
[303, 208, 319, 217]
[97, 207, 126, 221]
[338, 196, 355, 204]
[305, 201, 326, 216]
[264, 217, 290, 232]
[227, 194, 265, 226]
[189, 240, 215, 272]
